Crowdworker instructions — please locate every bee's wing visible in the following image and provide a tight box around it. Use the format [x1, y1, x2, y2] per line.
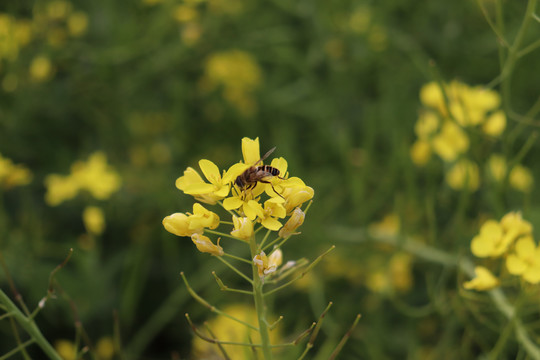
[256, 146, 276, 165]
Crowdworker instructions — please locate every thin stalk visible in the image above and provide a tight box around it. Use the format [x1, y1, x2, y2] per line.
[249, 234, 273, 360]
[0, 289, 61, 360]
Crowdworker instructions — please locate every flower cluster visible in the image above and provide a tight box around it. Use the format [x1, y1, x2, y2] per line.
[163, 137, 313, 275]
[464, 212, 539, 291]
[44, 152, 122, 206]
[409, 80, 533, 193]
[1, 1, 88, 90]
[0, 153, 32, 189]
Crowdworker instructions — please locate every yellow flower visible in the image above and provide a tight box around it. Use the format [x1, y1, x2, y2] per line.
[30, 56, 53, 82]
[348, 6, 371, 34]
[46, 1, 72, 20]
[162, 203, 220, 237]
[162, 213, 193, 237]
[173, 5, 198, 23]
[410, 139, 432, 166]
[253, 249, 282, 277]
[471, 212, 532, 258]
[419, 82, 445, 112]
[192, 304, 281, 359]
[96, 337, 115, 360]
[0, 154, 32, 189]
[176, 161, 240, 204]
[414, 111, 439, 139]
[431, 121, 469, 162]
[509, 164, 533, 193]
[82, 206, 105, 235]
[280, 178, 314, 214]
[389, 253, 413, 292]
[71, 152, 122, 200]
[55, 339, 76, 360]
[258, 198, 287, 230]
[191, 234, 224, 256]
[44, 174, 80, 206]
[231, 215, 253, 240]
[488, 154, 507, 182]
[368, 213, 400, 237]
[67, 12, 88, 37]
[482, 110, 506, 136]
[463, 266, 499, 291]
[278, 207, 305, 238]
[506, 236, 540, 284]
[188, 203, 220, 231]
[445, 159, 479, 191]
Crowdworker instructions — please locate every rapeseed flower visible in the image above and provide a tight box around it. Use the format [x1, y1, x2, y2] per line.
[0, 154, 32, 189]
[463, 266, 499, 291]
[509, 165, 534, 193]
[471, 212, 532, 258]
[506, 236, 540, 284]
[83, 206, 105, 235]
[164, 137, 313, 261]
[446, 159, 479, 191]
[44, 151, 121, 206]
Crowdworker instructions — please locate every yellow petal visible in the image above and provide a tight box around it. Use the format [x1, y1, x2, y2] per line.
[242, 137, 260, 165]
[223, 162, 249, 183]
[523, 267, 540, 284]
[470, 235, 494, 258]
[213, 185, 230, 198]
[506, 254, 528, 275]
[515, 236, 536, 258]
[244, 200, 264, 220]
[463, 266, 499, 291]
[199, 159, 221, 184]
[270, 157, 288, 175]
[175, 167, 204, 191]
[262, 217, 282, 231]
[183, 183, 215, 195]
[223, 196, 243, 210]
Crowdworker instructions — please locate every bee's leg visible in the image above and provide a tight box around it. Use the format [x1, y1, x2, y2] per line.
[260, 180, 284, 199]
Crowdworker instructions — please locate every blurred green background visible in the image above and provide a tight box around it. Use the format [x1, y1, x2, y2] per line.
[1, 0, 540, 359]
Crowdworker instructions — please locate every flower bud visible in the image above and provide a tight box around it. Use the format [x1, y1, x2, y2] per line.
[278, 207, 305, 238]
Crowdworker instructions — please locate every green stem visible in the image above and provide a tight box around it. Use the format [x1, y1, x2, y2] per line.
[249, 235, 273, 360]
[0, 289, 61, 360]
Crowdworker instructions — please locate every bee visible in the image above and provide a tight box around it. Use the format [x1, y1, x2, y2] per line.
[235, 147, 284, 198]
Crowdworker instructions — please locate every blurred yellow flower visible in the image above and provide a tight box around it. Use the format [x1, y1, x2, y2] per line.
[44, 151, 121, 206]
[506, 236, 540, 284]
[445, 159, 479, 191]
[0, 154, 32, 189]
[414, 111, 439, 139]
[349, 6, 371, 34]
[192, 304, 281, 359]
[368, 213, 400, 237]
[410, 139, 432, 166]
[173, 5, 199, 23]
[389, 253, 413, 292]
[83, 206, 106, 235]
[30, 55, 53, 82]
[431, 121, 469, 162]
[471, 212, 532, 258]
[482, 110, 506, 136]
[488, 154, 507, 182]
[46, 1, 72, 20]
[0, 15, 20, 61]
[55, 339, 76, 360]
[509, 164, 533, 193]
[202, 50, 262, 116]
[463, 266, 499, 291]
[96, 337, 115, 360]
[67, 12, 89, 37]
[181, 22, 202, 46]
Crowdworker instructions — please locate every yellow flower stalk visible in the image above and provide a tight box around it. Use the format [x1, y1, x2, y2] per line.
[163, 137, 326, 359]
[463, 266, 500, 291]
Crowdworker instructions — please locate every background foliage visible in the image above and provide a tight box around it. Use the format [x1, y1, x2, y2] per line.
[1, 0, 540, 358]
